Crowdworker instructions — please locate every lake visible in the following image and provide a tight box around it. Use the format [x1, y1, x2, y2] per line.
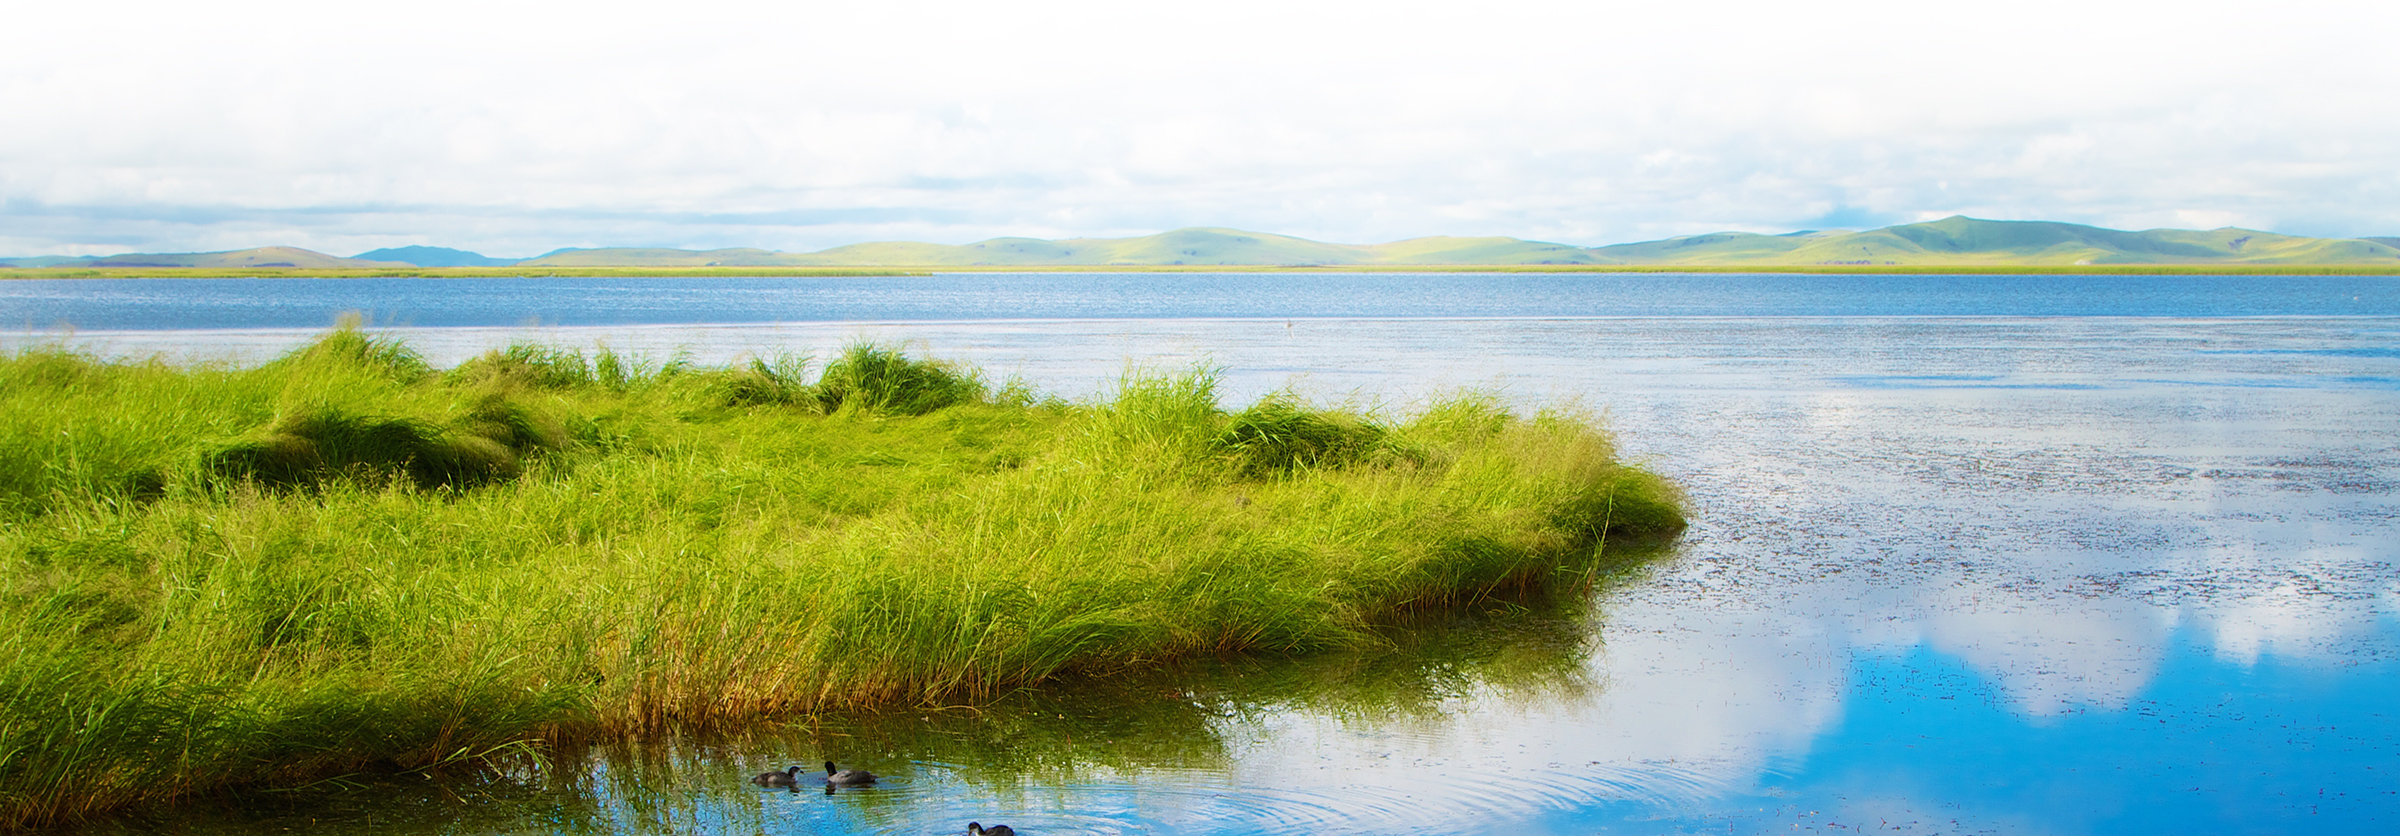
[8, 273, 2399, 834]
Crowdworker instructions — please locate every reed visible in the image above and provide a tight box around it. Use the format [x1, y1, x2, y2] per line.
[0, 326, 1683, 828]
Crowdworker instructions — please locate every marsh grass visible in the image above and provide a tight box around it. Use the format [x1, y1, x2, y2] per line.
[814, 343, 983, 415]
[1216, 394, 1394, 476]
[0, 326, 1683, 828]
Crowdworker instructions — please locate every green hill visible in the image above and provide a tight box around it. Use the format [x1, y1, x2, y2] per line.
[0, 256, 99, 268]
[21, 247, 410, 270]
[514, 247, 811, 267]
[1597, 217, 2400, 265]
[1581, 229, 1837, 263]
[1362, 236, 1606, 265]
[11, 219, 2400, 271]
[353, 246, 519, 267]
[523, 220, 2400, 268]
[520, 228, 1610, 267]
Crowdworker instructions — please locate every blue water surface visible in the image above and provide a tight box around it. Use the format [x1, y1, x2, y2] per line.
[3, 272, 2397, 329]
[17, 273, 2400, 836]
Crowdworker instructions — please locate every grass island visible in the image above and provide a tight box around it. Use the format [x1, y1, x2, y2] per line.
[0, 327, 1684, 827]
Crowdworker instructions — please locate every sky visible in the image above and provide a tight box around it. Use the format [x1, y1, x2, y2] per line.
[4, 0, 2397, 258]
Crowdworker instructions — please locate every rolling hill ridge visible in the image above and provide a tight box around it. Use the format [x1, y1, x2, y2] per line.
[505, 219, 2400, 266]
[6, 218, 2398, 269]
[1591, 217, 2400, 266]
[1, 247, 408, 270]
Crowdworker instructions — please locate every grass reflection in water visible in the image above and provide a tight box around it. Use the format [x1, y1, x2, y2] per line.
[63, 581, 1655, 836]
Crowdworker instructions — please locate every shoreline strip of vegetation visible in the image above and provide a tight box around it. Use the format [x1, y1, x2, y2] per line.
[0, 326, 1683, 828]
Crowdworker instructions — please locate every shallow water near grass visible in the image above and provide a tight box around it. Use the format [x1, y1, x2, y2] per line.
[12, 274, 2400, 833]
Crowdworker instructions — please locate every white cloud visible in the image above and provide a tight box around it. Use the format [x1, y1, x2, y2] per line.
[5, 0, 2399, 255]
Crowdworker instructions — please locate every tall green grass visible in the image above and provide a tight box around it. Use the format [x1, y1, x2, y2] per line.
[0, 327, 1683, 828]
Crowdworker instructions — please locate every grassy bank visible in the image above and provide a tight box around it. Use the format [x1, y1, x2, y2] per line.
[0, 328, 1683, 828]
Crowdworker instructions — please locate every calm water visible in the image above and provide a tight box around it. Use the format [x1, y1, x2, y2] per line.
[11, 274, 2400, 834]
[1, 272, 2395, 329]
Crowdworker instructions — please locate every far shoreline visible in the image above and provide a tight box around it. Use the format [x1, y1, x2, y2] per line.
[6, 263, 2400, 279]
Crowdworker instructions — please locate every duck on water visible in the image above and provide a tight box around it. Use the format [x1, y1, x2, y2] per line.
[968, 823, 1016, 836]
[754, 762, 876, 787]
[751, 766, 802, 787]
[825, 761, 877, 786]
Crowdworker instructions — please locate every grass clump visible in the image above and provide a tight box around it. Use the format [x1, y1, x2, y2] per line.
[814, 343, 983, 415]
[0, 327, 1684, 828]
[702, 355, 813, 408]
[1216, 394, 1393, 476]
[447, 343, 601, 390]
[201, 396, 558, 491]
[264, 322, 433, 384]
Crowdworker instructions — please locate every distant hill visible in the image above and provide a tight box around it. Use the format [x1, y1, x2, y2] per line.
[517, 247, 805, 267]
[352, 246, 519, 267]
[1589, 217, 2400, 265]
[0, 247, 408, 270]
[512, 229, 1608, 267]
[0, 255, 100, 268]
[10, 219, 2399, 270]
[510, 220, 2400, 267]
